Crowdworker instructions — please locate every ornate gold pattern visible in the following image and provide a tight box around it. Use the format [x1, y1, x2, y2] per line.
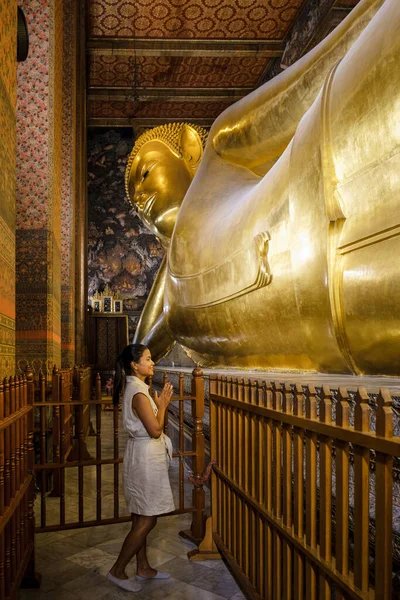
[0, 0, 17, 379]
[0, 216, 16, 315]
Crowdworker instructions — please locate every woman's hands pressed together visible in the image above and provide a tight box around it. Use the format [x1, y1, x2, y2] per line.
[154, 382, 173, 409]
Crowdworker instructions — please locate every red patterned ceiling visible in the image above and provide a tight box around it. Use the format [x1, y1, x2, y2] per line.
[89, 0, 304, 40]
[89, 99, 236, 119]
[89, 55, 269, 88]
[86, 0, 359, 127]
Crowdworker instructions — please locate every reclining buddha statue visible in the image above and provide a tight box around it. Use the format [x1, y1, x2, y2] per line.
[125, 0, 400, 375]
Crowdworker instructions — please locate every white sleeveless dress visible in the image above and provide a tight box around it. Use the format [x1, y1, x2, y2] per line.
[122, 376, 175, 515]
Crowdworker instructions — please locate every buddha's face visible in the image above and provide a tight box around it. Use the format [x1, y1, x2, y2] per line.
[128, 140, 194, 245]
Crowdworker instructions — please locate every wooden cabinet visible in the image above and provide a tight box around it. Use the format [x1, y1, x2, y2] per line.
[88, 314, 129, 385]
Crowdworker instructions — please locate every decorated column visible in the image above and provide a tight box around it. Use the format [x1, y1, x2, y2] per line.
[16, 0, 64, 369]
[0, 1, 17, 378]
[61, 0, 77, 367]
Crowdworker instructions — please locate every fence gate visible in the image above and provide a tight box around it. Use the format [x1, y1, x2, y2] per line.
[33, 367, 207, 548]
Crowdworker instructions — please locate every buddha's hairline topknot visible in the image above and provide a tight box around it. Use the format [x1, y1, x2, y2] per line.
[125, 122, 208, 206]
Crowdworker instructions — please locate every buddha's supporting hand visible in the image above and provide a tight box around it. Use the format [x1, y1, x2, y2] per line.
[133, 257, 176, 361]
[136, 312, 175, 363]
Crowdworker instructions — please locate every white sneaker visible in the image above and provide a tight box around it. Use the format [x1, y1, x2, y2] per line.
[106, 572, 142, 592]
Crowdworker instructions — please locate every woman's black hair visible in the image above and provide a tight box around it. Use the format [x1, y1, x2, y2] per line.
[112, 344, 148, 405]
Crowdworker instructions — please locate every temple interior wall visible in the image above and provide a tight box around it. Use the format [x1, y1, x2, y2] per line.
[0, 0, 17, 379]
[87, 127, 164, 341]
[15, 0, 64, 371]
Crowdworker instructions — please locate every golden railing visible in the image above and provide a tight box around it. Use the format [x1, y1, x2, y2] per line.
[209, 375, 399, 600]
[0, 371, 37, 599]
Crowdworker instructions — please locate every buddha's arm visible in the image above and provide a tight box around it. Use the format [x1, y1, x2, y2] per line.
[133, 256, 175, 360]
[138, 312, 175, 362]
[212, 0, 384, 175]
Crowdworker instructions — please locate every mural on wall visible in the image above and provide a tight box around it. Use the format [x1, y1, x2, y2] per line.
[87, 128, 164, 339]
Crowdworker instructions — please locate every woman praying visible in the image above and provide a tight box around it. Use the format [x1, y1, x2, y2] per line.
[107, 344, 175, 592]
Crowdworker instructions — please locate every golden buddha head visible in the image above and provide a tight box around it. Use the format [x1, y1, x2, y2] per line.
[125, 123, 208, 245]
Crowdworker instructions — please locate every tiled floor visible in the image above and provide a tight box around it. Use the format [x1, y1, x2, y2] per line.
[19, 410, 244, 600]
[18, 513, 245, 600]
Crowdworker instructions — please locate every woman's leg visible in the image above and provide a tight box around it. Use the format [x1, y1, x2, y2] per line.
[109, 514, 157, 579]
[128, 516, 158, 577]
[136, 536, 159, 578]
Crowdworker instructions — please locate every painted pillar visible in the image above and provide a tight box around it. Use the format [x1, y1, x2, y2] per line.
[0, 1, 17, 378]
[16, 0, 64, 370]
[61, 0, 77, 367]
[74, 0, 88, 366]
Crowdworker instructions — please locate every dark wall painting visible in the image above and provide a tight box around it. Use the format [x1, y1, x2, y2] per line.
[87, 128, 164, 339]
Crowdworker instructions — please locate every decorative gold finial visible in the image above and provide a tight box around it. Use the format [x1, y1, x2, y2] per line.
[101, 284, 112, 297]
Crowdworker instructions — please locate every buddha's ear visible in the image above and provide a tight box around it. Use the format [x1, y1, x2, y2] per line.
[179, 125, 204, 173]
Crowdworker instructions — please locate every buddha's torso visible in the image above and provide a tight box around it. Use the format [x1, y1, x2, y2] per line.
[166, 0, 400, 375]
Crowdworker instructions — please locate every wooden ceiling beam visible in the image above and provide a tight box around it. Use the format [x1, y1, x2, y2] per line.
[87, 38, 285, 58]
[88, 117, 215, 128]
[88, 87, 251, 102]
